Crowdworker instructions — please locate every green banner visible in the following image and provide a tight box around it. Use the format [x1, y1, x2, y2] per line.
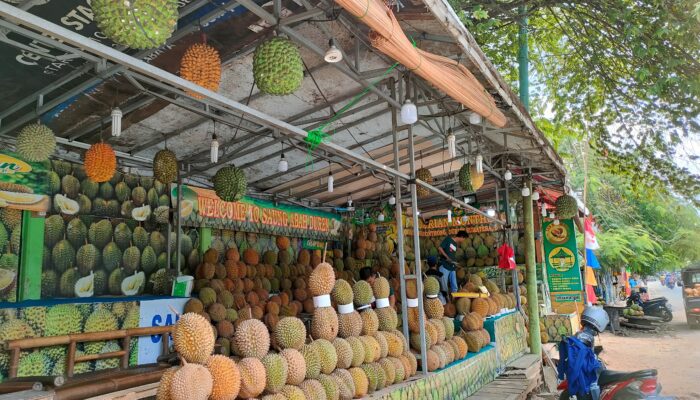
[172, 185, 342, 239]
[553, 293, 583, 303]
[543, 219, 582, 293]
[302, 239, 326, 250]
[0, 151, 50, 212]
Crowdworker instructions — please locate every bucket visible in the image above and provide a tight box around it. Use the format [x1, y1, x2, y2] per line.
[172, 275, 194, 297]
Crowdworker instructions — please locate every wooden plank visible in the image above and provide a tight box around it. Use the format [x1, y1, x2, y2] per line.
[543, 365, 558, 392]
[0, 390, 53, 400]
[507, 354, 540, 370]
[84, 382, 159, 400]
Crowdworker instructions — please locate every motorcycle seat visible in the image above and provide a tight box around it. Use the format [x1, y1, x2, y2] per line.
[598, 369, 657, 386]
[646, 297, 667, 303]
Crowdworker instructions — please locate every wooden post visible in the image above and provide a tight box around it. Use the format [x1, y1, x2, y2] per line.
[523, 178, 542, 354]
[66, 340, 77, 378]
[122, 336, 131, 369]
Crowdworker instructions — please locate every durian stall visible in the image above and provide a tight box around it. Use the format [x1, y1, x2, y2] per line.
[0, 0, 571, 398]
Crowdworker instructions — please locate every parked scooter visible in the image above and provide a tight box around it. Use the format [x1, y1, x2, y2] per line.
[558, 307, 670, 400]
[627, 290, 673, 322]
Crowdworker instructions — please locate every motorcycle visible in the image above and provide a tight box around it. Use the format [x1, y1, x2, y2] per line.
[558, 307, 670, 400]
[627, 291, 673, 322]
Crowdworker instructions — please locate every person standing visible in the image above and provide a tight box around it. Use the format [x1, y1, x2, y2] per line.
[436, 231, 468, 303]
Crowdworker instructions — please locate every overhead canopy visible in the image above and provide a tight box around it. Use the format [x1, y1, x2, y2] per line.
[0, 0, 566, 218]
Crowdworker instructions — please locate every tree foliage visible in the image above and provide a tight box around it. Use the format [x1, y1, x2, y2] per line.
[452, 0, 700, 205]
[567, 142, 700, 274]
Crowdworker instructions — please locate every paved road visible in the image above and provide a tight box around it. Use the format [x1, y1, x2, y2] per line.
[599, 280, 700, 398]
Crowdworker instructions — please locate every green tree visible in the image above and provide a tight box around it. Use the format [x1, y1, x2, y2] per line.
[452, 0, 700, 204]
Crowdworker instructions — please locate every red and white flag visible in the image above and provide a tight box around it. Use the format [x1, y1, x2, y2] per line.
[584, 218, 599, 250]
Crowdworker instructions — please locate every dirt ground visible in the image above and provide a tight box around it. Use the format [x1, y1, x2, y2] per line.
[597, 280, 700, 399]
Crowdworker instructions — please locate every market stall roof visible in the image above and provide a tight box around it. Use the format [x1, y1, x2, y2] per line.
[0, 0, 566, 217]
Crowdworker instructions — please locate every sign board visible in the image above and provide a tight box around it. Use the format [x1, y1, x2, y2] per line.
[0, 151, 50, 212]
[543, 219, 582, 296]
[138, 297, 188, 364]
[553, 292, 583, 303]
[403, 214, 513, 237]
[172, 185, 342, 239]
[302, 239, 326, 251]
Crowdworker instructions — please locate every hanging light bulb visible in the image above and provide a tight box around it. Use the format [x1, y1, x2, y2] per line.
[324, 38, 343, 63]
[416, 210, 420, 216]
[462, 215, 468, 223]
[327, 170, 334, 193]
[554, 219, 561, 225]
[210, 133, 219, 163]
[532, 191, 540, 201]
[521, 181, 530, 197]
[468, 111, 482, 125]
[388, 194, 396, 205]
[549, 212, 555, 219]
[541, 203, 547, 217]
[475, 154, 483, 173]
[347, 196, 353, 207]
[111, 107, 122, 137]
[447, 130, 456, 158]
[504, 169, 512, 181]
[278, 153, 288, 172]
[447, 209, 452, 223]
[378, 212, 385, 222]
[486, 208, 496, 217]
[400, 99, 418, 125]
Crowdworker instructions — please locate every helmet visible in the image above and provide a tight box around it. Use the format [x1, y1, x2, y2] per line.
[581, 306, 609, 333]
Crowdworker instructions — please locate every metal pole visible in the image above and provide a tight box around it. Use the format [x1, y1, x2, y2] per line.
[523, 178, 541, 354]
[175, 173, 183, 275]
[518, 5, 529, 111]
[407, 79, 428, 374]
[391, 78, 410, 343]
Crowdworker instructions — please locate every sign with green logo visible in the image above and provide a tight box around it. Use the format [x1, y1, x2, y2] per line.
[302, 239, 326, 251]
[543, 219, 582, 294]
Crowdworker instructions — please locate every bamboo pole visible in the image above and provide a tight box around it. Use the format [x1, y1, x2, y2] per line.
[523, 178, 542, 354]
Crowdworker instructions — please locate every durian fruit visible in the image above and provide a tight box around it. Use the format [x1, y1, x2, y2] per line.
[388, 357, 405, 384]
[262, 352, 289, 393]
[360, 336, 379, 363]
[311, 307, 339, 341]
[332, 338, 353, 370]
[309, 262, 335, 296]
[378, 358, 396, 386]
[173, 312, 215, 364]
[424, 297, 444, 319]
[280, 385, 307, 400]
[206, 355, 240, 400]
[458, 163, 473, 192]
[360, 309, 379, 336]
[348, 367, 369, 398]
[253, 37, 304, 96]
[345, 336, 365, 367]
[15, 123, 56, 161]
[337, 310, 362, 338]
[331, 369, 355, 400]
[180, 43, 222, 99]
[170, 361, 213, 400]
[332, 279, 354, 306]
[212, 165, 246, 202]
[318, 374, 341, 400]
[17, 351, 50, 377]
[92, 0, 178, 50]
[84, 142, 117, 182]
[313, 339, 338, 375]
[470, 163, 485, 190]
[383, 331, 404, 357]
[415, 167, 433, 197]
[359, 363, 378, 393]
[155, 366, 179, 400]
[300, 343, 321, 379]
[234, 318, 270, 359]
[442, 316, 455, 340]
[424, 276, 440, 297]
[280, 348, 306, 385]
[274, 316, 306, 350]
[555, 194, 578, 219]
[471, 297, 489, 318]
[299, 379, 326, 400]
[238, 357, 266, 398]
[352, 281, 373, 307]
[153, 149, 179, 184]
[455, 297, 471, 315]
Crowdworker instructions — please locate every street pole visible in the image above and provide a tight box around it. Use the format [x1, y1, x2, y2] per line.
[518, 5, 529, 110]
[523, 178, 542, 354]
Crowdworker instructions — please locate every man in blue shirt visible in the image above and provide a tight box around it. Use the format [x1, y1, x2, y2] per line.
[437, 230, 468, 303]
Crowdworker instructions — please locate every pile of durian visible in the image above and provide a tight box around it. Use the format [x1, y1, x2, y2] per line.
[161, 256, 427, 399]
